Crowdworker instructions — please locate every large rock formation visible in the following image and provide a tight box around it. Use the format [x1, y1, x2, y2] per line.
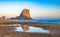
[18, 9, 32, 20]
[11, 9, 32, 20]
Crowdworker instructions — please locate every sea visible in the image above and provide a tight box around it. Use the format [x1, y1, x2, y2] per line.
[10, 19, 60, 24]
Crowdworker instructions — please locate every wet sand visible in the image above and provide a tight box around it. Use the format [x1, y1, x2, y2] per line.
[0, 25, 60, 37]
[0, 32, 58, 37]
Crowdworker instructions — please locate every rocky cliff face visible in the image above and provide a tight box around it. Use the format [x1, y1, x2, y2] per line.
[18, 9, 32, 20]
[10, 9, 32, 20]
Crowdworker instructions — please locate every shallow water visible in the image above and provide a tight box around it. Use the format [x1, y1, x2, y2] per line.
[0, 24, 50, 33]
[14, 26, 50, 33]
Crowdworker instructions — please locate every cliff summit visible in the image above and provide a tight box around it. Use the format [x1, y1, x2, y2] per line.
[10, 9, 32, 20]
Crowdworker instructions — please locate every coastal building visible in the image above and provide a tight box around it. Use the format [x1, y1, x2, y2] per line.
[0, 18, 3, 21]
[0, 16, 7, 21]
[2, 16, 7, 20]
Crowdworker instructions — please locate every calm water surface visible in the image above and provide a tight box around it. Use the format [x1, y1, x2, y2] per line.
[14, 25, 50, 33]
[0, 24, 53, 34]
[9, 20, 60, 24]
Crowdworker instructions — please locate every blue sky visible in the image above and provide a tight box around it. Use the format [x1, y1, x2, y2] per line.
[0, 0, 60, 19]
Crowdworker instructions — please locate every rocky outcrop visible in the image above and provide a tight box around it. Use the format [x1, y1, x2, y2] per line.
[10, 9, 32, 20]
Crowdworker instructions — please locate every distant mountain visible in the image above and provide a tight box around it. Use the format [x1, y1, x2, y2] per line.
[10, 9, 32, 20]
